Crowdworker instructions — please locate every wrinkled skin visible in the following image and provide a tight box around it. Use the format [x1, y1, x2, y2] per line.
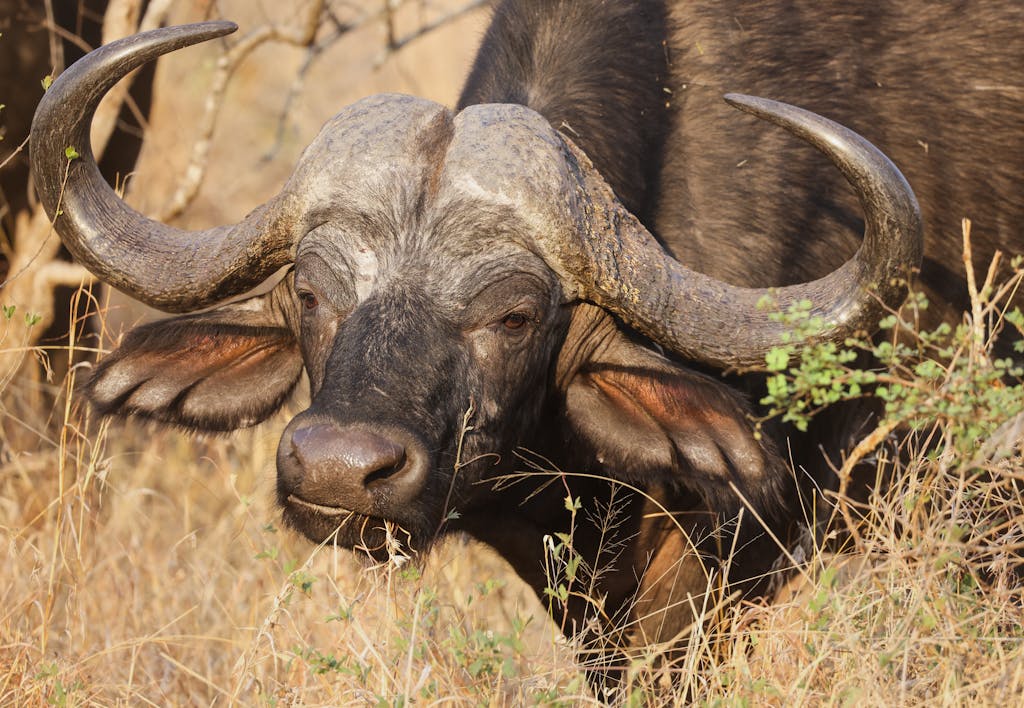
[279, 201, 571, 552]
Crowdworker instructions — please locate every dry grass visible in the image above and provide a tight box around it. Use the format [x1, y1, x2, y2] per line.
[725, 443, 1024, 706]
[0, 321, 582, 704]
[2, 266, 1023, 706]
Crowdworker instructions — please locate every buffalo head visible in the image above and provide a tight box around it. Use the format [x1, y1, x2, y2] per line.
[31, 23, 921, 565]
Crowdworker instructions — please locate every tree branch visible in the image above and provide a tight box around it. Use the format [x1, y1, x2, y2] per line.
[157, 0, 326, 222]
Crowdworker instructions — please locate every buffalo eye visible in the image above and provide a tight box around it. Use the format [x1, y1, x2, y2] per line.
[298, 290, 319, 311]
[501, 312, 530, 331]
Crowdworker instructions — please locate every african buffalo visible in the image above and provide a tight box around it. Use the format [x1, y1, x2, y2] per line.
[29, 0, 1022, 686]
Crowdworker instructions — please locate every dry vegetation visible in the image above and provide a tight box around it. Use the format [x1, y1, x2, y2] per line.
[2, 254, 1022, 706]
[3, 1, 1024, 706]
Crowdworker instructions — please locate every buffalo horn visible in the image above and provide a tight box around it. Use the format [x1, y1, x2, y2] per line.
[559, 94, 923, 370]
[30, 22, 300, 312]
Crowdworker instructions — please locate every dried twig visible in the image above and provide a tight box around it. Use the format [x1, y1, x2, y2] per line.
[262, 12, 358, 161]
[90, 0, 144, 157]
[384, 0, 488, 54]
[43, 0, 65, 71]
[157, 0, 326, 222]
[263, 0, 487, 159]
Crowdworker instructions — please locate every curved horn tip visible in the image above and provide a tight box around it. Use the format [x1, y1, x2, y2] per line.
[722, 93, 806, 123]
[127, 20, 239, 46]
[722, 92, 762, 110]
[200, 19, 238, 32]
[174, 20, 239, 39]
[724, 94, 770, 110]
[25, 17, 294, 314]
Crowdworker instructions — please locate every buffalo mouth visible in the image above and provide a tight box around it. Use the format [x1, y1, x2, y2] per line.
[279, 491, 431, 561]
[286, 494, 352, 517]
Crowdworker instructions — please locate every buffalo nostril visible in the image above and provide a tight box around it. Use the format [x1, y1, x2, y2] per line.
[363, 449, 407, 488]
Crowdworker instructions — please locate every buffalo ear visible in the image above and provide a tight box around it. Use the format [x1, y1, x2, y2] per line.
[87, 285, 302, 431]
[563, 332, 788, 521]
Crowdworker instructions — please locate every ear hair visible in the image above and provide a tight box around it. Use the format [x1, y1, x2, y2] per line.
[562, 325, 790, 524]
[88, 289, 302, 431]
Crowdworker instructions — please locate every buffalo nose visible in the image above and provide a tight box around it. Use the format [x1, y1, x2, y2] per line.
[283, 423, 427, 514]
[292, 424, 406, 485]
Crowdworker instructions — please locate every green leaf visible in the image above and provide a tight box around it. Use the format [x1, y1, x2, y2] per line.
[765, 373, 790, 400]
[565, 554, 581, 582]
[765, 347, 790, 371]
[254, 546, 278, 560]
[1006, 308, 1024, 328]
[65, 146, 80, 160]
[41, 74, 53, 90]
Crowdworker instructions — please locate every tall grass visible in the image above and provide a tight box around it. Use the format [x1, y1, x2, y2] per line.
[2, 233, 1022, 705]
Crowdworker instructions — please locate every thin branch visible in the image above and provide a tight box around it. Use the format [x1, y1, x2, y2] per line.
[262, 14, 360, 161]
[385, 0, 488, 53]
[90, 0, 144, 158]
[158, 0, 326, 222]
[138, 0, 176, 33]
[834, 418, 901, 551]
[264, 0, 487, 159]
[43, 0, 65, 71]
[41, 15, 92, 59]
[0, 136, 31, 173]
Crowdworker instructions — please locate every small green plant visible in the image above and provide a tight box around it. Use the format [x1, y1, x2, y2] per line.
[294, 645, 372, 682]
[290, 568, 317, 595]
[445, 624, 523, 679]
[758, 251, 1024, 456]
[543, 494, 584, 613]
[36, 663, 84, 707]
